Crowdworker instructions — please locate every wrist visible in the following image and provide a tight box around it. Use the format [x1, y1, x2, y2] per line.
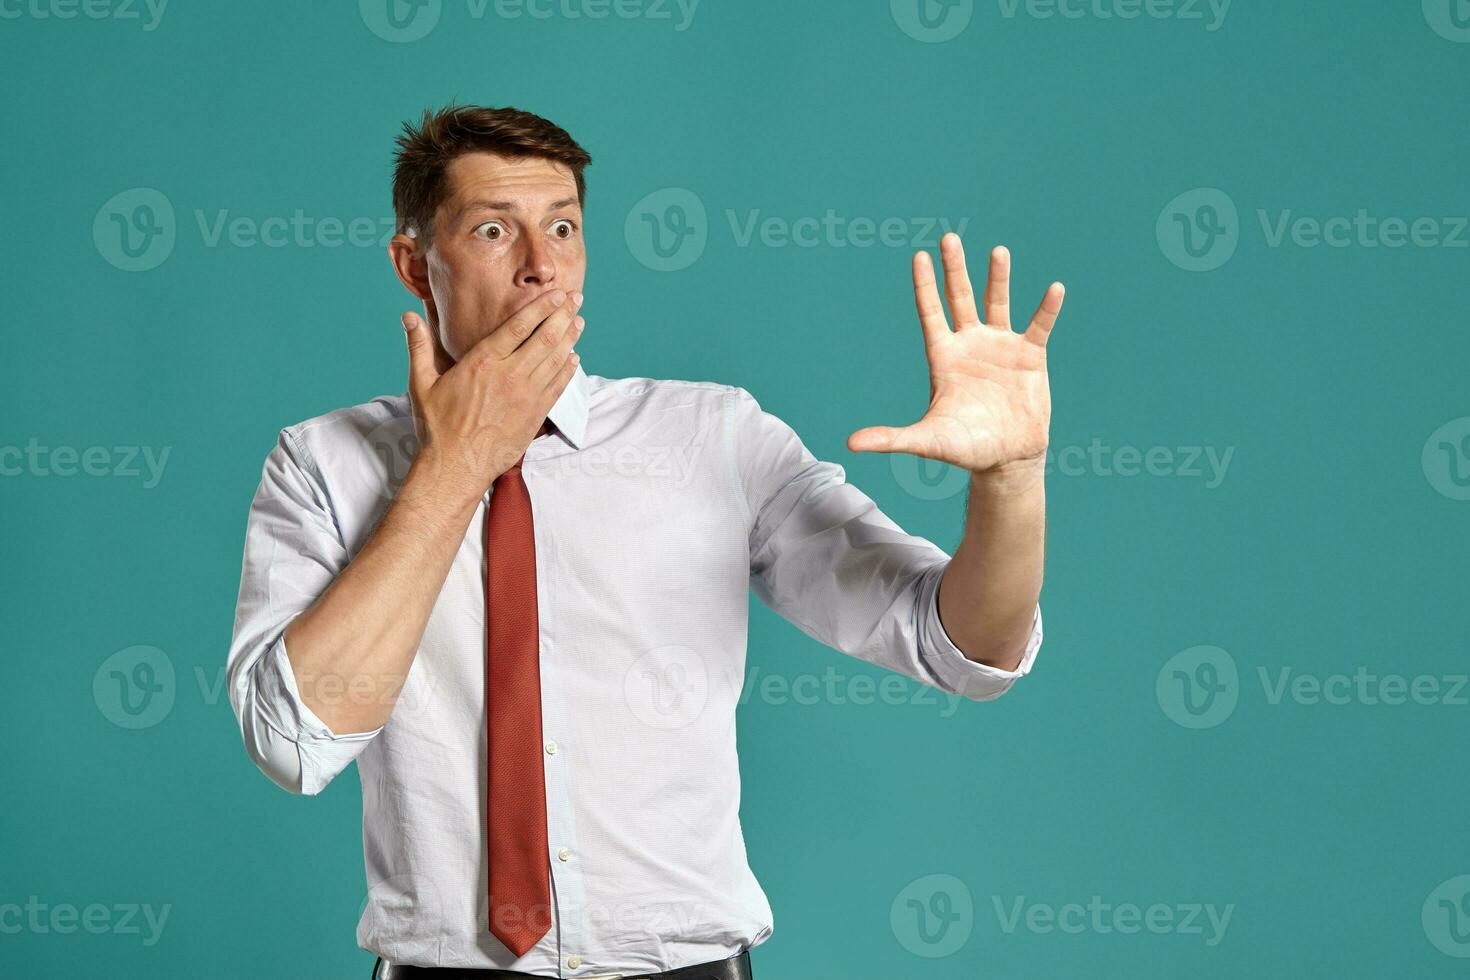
[970, 453, 1047, 495]
[404, 448, 491, 511]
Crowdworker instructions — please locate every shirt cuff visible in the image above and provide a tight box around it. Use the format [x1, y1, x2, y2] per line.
[916, 561, 1043, 702]
[250, 634, 384, 794]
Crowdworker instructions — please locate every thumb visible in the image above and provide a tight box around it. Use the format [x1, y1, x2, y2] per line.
[402, 311, 440, 399]
[847, 425, 905, 454]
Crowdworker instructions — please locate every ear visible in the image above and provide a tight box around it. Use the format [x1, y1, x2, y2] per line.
[389, 231, 431, 302]
[388, 231, 455, 372]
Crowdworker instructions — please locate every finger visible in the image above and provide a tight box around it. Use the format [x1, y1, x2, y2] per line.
[547, 348, 581, 400]
[847, 424, 924, 455]
[528, 311, 584, 387]
[516, 291, 583, 376]
[402, 311, 440, 400]
[468, 288, 571, 363]
[1023, 282, 1066, 347]
[911, 250, 950, 348]
[531, 348, 582, 428]
[982, 245, 1011, 328]
[939, 233, 981, 329]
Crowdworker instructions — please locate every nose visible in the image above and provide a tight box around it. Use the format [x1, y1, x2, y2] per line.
[515, 235, 556, 289]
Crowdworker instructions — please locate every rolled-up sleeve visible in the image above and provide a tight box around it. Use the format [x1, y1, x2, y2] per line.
[226, 428, 383, 795]
[730, 386, 1042, 702]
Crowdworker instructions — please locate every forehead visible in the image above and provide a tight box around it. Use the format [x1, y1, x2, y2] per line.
[441, 151, 578, 208]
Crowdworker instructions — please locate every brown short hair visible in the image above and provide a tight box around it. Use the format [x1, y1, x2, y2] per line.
[391, 103, 592, 242]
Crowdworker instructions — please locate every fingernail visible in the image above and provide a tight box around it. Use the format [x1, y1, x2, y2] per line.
[550, 289, 566, 305]
[572, 290, 584, 306]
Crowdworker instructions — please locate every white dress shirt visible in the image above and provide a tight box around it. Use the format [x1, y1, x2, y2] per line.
[226, 362, 1043, 975]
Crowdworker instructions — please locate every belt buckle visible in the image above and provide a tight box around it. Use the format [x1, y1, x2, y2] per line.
[577, 974, 626, 980]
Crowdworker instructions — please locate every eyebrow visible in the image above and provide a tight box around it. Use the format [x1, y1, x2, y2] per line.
[453, 197, 581, 222]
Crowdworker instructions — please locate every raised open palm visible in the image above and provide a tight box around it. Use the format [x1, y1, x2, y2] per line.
[847, 233, 1065, 473]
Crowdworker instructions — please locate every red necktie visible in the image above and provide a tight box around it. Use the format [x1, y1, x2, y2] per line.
[485, 421, 552, 956]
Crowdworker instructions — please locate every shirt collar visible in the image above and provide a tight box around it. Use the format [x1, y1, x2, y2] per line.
[545, 360, 590, 449]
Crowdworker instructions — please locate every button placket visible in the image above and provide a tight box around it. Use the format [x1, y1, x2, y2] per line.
[527, 470, 590, 972]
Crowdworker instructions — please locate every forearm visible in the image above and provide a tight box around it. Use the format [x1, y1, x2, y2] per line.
[282, 452, 484, 734]
[937, 457, 1046, 671]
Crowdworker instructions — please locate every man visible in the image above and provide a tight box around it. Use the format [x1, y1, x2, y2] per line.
[226, 103, 1064, 980]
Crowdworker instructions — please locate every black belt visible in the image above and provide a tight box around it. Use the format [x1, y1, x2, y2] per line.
[376, 949, 751, 980]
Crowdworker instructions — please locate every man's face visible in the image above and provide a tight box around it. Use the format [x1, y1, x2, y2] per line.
[391, 151, 585, 363]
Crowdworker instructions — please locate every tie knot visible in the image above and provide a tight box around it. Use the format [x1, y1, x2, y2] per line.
[498, 420, 550, 479]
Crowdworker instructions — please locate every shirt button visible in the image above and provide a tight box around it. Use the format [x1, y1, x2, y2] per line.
[567, 954, 582, 969]
[557, 846, 572, 861]
[545, 740, 557, 755]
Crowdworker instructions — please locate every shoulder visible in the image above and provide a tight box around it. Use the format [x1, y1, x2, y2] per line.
[587, 375, 814, 472]
[583, 372, 753, 437]
[586, 372, 742, 408]
[272, 392, 412, 477]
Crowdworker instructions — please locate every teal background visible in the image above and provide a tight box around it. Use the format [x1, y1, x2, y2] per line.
[3, 0, 1469, 976]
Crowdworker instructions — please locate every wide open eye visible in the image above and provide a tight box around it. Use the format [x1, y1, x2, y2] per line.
[474, 221, 507, 242]
[550, 219, 577, 240]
